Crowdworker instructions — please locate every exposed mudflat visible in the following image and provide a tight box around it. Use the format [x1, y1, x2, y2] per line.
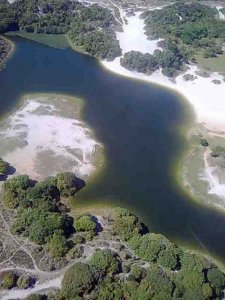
[0, 94, 103, 181]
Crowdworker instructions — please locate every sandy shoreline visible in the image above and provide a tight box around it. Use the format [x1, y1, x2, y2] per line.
[101, 10, 225, 202]
[101, 12, 225, 133]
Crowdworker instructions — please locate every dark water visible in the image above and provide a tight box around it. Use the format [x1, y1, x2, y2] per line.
[1, 37, 225, 263]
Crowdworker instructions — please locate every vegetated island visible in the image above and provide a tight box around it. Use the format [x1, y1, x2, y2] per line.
[0, 170, 225, 299]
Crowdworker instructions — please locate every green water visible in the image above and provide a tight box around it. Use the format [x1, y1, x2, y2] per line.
[1, 36, 225, 264]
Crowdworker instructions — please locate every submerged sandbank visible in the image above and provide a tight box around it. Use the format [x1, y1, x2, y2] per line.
[0, 94, 103, 181]
[101, 11, 225, 204]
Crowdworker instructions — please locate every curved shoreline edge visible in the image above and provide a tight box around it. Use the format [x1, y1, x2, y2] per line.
[100, 11, 225, 210]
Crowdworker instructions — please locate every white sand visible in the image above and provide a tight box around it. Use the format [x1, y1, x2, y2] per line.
[202, 149, 225, 198]
[0, 96, 101, 180]
[102, 12, 225, 133]
[101, 11, 225, 199]
[216, 6, 225, 20]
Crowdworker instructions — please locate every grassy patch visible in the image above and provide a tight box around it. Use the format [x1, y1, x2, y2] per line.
[6, 32, 69, 49]
[196, 53, 225, 75]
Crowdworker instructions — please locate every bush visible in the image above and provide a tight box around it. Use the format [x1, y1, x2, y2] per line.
[56, 172, 85, 196]
[207, 267, 225, 288]
[0, 158, 9, 176]
[0, 272, 17, 289]
[112, 208, 144, 241]
[74, 214, 97, 233]
[17, 275, 32, 289]
[90, 249, 120, 277]
[3, 175, 31, 209]
[200, 138, 209, 147]
[61, 262, 94, 298]
[47, 230, 69, 259]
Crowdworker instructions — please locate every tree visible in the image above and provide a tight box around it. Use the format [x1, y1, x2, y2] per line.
[3, 175, 31, 209]
[56, 172, 85, 196]
[90, 249, 120, 277]
[47, 230, 69, 258]
[112, 209, 143, 241]
[207, 267, 225, 288]
[17, 275, 32, 289]
[0, 272, 17, 289]
[74, 214, 97, 233]
[61, 262, 94, 298]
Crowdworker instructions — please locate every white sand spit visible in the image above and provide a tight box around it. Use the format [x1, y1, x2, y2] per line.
[101, 12, 225, 133]
[0, 95, 102, 180]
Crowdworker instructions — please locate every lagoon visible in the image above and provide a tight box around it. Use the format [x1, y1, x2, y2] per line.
[1, 36, 225, 264]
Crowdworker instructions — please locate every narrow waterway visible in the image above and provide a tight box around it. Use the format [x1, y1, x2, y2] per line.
[1, 36, 225, 264]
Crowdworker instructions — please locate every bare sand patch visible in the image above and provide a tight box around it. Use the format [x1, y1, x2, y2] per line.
[0, 94, 103, 181]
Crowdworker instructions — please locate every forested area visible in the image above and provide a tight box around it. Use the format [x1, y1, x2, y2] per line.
[140, 2, 225, 75]
[2, 179, 225, 300]
[0, 0, 121, 60]
[121, 39, 189, 77]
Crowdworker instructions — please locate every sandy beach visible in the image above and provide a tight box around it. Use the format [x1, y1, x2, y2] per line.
[101, 10, 225, 201]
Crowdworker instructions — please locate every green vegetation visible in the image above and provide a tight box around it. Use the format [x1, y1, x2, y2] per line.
[121, 39, 188, 77]
[3, 175, 31, 209]
[7, 32, 69, 49]
[0, 0, 121, 60]
[56, 172, 85, 196]
[200, 138, 209, 147]
[61, 262, 94, 298]
[0, 272, 17, 289]
[112, 207, 144, 241]
[141, 2, 225, 74]
[0, 157, 9, 176]
[58, 209, 225, 300]
[3, 172, 87, 258]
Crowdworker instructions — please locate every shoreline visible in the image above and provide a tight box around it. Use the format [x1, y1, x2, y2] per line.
[100, 10, 225, 208]
[0, 35, 15, 71]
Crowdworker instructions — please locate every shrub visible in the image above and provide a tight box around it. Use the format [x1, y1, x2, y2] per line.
[61, 262, 94, 298]
[0, 272, 17, 289]
[47, 230, 69, 259]
[56, 172, 85, 196]
[90, 249, 120, 277]
[74, 214, 96, 233]
[17, 275, 31, 289]
[200, 138, 209, 147]
[3, 175, 31, 209]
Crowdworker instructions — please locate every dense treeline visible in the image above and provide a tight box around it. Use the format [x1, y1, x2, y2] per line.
[142, 2, 225, 68]
[0, 0, 121, 60]
[121, 39, 189, 77]
[2, 173, 225, 299]
[55, 208, 225, 299]
[3, 172, 90, 257]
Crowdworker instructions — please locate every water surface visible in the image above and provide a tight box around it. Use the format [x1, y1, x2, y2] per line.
[1, 36, 225, 263]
